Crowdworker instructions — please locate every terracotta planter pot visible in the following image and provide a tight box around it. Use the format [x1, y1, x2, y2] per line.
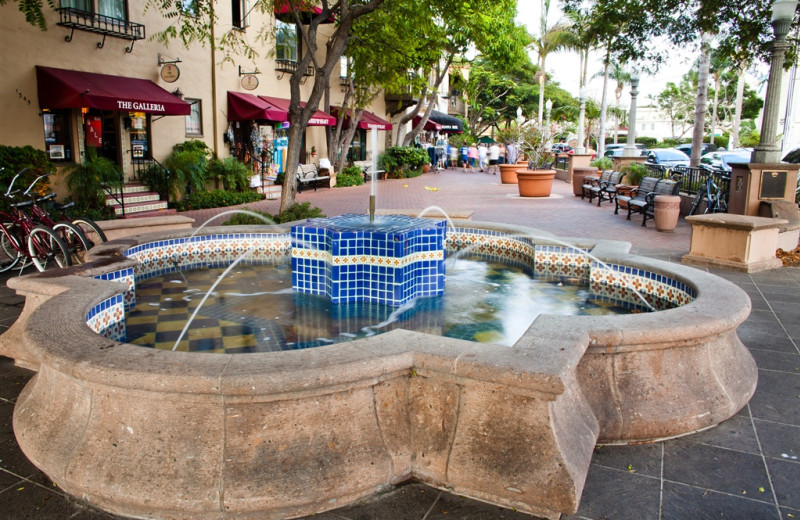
[516, 169, 556, 197]
[572, 166, 599, 197]
[498, 163, 520, 184]
[654, 195, 681, 232]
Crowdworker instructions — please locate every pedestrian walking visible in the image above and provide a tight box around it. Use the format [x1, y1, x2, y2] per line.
[460, 143, 470, 171]
[506, 142, 518, 165]
[498, 143, 506, 164]
[468, 143, 479, 172]
[488, 142, 500, 174]
[448, 143, 458, 168]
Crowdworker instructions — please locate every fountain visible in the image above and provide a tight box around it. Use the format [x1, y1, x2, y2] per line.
[0, 215, 757, 520]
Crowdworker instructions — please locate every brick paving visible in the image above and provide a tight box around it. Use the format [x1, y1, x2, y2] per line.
[1, 168, 798, 520]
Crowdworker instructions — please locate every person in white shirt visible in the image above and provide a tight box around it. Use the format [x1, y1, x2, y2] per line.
[488, 142, 500, 174]
[478, 143, 488, 172]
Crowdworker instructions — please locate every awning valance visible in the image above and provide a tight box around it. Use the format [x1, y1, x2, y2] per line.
[428, 110, 463, 133]
[227, 92, 336, 126]
[331, 107, 392, 131]
[412, 114, 442, 131]
[36, 66, 190, 115]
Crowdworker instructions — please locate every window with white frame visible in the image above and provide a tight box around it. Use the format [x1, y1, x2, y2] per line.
[232, 0, 250, 29]
[60, 0, 127, 20]
[185, 99, 202, 136]
[275, 20, 297, 62]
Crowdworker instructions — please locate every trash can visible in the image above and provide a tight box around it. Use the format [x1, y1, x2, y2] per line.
[654, 195, 681, 232]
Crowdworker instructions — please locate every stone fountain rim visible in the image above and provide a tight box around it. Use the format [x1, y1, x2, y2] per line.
[9, 220, 750, 399]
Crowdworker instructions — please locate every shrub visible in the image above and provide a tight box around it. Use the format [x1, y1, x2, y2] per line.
[335, 166, 364, 187]
[589, 157, 614, 170]
[175, 189, 261, 211]
[208, 157, 251, 191]
[165, 149, 207, 200]
[223, 201, 326, 225]
[636, 136, 659, 149]
[64, 147, 121, 210]
[379, 146, 430, 177]
[619, 163, 649, 186]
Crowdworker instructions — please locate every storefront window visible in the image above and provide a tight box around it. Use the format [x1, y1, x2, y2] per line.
[276, 20, 297, 62]
[126, 112, 150, 161]
[347, 129, 366, 162]
[185, 99, 202, 136]
[42, 111, 73, 162]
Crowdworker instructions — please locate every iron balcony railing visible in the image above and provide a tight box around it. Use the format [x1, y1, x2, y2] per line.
[275, 59, 315, 79]
[58, 7, 145, 52]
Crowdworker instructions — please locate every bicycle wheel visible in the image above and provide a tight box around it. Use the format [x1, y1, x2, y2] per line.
[71, 218, 107, 244]
[27, 225, 71, 272]
[0, 228, 22, 273]
[688, 187, 706, 216]
[53, 221, 92, 264]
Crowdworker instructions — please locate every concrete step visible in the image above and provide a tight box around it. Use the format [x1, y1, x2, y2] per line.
[110, 200, 170, 216]
[105, 191, 162, 206]
[105, 183, 151, 196]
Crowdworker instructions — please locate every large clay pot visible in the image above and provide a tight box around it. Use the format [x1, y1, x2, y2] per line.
[654, 195, 681, 232]
[516, 169, 556, 197]
[498, 163, 520, 184]
[573, 166, 599, 197]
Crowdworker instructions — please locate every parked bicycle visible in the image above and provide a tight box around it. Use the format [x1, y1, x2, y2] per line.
[688, 166, 729, 215]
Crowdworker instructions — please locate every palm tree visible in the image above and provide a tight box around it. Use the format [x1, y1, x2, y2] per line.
[530, 0, 574, 122]
[607, 64, 630, 144]
[690, 32, 713, 166]
[708, 50, 733, 146]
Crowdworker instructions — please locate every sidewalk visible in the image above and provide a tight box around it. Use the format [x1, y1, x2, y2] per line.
[1, 168, 798, 520]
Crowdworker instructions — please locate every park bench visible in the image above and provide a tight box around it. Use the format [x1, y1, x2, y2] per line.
[353, 160, 386, 182]
[615, 176, 680, 227]
[296, 163, 330, 192]
[582, 170, 612, 201]
[594, 170, 623, 207]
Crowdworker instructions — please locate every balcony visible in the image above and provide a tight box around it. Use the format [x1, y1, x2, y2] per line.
[448, 97, 467, 117]
[57, 7, 145, 53]
[275, 59, 315, 81]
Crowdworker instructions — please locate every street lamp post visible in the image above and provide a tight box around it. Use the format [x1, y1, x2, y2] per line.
[752, 0, 798, 164]
[545, 98, 553, 147]
[577, 87, 587, 154]
[622, 70, 641, 157]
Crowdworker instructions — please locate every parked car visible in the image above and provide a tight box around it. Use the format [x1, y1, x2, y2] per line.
[604, 147, 648, 158]
[675, 142, 719, 157]
[552, 143, 574, 154]
[646, 149, 691, 168]
[699, 150, 751, 172]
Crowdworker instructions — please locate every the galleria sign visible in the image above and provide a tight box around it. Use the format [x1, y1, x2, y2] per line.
[117, 100, 166, 112]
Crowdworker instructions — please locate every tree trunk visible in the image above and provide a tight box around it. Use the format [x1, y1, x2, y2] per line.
[731, 66, 746, 149]
[690, 33, 711, 167]
[710, 73, 720, 145]
[598, 49, 610, 157]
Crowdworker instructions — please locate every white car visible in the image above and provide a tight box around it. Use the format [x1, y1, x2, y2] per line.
[699, 151, 751, 172]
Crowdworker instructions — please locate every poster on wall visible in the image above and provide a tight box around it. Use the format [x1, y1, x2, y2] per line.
[49, 145, 65, 160]
[85, 115, 103, 148]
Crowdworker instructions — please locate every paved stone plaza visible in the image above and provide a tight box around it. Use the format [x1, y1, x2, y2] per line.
[1, 168, 798, 520]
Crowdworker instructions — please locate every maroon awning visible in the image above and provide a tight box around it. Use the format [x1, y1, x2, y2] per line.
[36, 66, 190, 115]
[274, 1, 335, 23]
[260, 96, 337, 126]
[227, 91, 288, 121]
[412, 114, 442, 131]
[331, 108, 392, 131]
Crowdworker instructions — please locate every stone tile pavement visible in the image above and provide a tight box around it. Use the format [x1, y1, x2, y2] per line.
[1, 168, 798, 519]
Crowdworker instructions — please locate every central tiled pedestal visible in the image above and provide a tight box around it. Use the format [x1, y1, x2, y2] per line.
[291, 214, 446, 306]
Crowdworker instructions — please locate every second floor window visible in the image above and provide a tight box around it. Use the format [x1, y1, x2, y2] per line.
[275, 20, 297, 62]
[232, 0, 250, 29]
[61, 0, 127, 20]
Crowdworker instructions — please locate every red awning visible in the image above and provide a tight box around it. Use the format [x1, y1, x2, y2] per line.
[412, 114, 442, 131]
[331, 108, 392, 131]
[226, 92, 336, 126]
[274, 1, 335, 23]
[36, 66, 190, 115]
[260, 96, 337, 126]
[227, 92, 288, 121]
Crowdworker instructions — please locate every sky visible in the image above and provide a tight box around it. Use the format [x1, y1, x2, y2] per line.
[514, 1, 768, 108]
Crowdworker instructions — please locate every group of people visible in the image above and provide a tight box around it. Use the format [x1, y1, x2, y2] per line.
[446, 142, 517, 175]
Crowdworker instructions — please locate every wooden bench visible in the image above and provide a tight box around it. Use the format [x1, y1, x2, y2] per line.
[353, 160, 386, 182]
[615, 177, 679, 226]
[296, 163, 330, 192]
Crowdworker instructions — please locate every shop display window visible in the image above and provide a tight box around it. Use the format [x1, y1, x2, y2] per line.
[42, 111, 73, 162]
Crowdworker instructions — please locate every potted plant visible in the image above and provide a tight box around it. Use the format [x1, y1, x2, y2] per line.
[515, 122, 556, 197]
